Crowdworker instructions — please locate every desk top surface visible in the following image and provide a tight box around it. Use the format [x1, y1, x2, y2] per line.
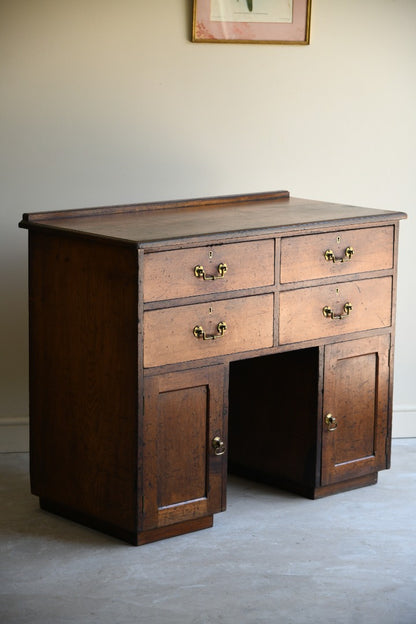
[20, 191, 407, 247]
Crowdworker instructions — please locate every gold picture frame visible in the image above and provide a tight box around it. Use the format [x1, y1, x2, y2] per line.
[192, 0, 311, 44]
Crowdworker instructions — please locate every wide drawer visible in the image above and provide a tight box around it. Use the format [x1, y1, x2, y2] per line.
[279, 277, 392, 345]
[280, 226, 394, 283]
[144, 294, 274, 367]
[143, 239, 274, 302]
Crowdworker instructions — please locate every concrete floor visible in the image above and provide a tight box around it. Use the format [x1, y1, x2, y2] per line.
[1, 440, 416, 624]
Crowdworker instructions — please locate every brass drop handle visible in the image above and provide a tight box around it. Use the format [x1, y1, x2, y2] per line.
[323, 302, 353, 320]
[325, 413, 338, 432]
[324, 247, 354, 263]
[194, 263, 227, 280]
[193, 321, 227, 340]
[212, 436, 226, 456]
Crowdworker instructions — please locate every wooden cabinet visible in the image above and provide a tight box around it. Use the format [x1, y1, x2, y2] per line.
[19, 190, 406, 545]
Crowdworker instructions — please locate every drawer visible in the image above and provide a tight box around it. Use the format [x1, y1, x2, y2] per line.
[143, 239, 274, 302]
[280, 226, 393, 283]
[279, 277, 392, 345]
[144, 294, 274, 367]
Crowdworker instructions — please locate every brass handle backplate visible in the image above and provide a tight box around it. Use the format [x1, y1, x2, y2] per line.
[324, 247, 354, 263]
[325, 413, 338, 432]
[194, 263, 227, 280]
[323, 302, 353, 320]
[193, 321, 227, 340]
[212, 436, 226, 456]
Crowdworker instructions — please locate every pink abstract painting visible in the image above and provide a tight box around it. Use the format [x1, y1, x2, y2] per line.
[193, 0, 311, 44]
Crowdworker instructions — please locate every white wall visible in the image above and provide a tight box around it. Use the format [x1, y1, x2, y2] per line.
[1, 0, 415, 450]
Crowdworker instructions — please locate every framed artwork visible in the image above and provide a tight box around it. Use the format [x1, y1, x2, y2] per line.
[192, 0, 311, 44]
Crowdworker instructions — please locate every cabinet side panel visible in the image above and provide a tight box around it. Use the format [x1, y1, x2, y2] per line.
[29, 231, 138, 532]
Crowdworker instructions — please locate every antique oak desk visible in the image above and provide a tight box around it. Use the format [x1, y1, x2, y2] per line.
[20, 191, 406, 545]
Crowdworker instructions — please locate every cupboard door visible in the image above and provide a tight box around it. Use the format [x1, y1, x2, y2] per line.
[142, 366, 226, 530]
[321, 335, 390, 486]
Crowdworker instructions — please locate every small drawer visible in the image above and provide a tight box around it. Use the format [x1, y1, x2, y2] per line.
[144, 294, 274, 367]
[279, 277, 392, 345]
[280, 226, 394, 284]
[143, 239, 274, 302]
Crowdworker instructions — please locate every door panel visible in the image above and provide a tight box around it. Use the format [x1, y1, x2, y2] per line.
[157, 385, 208, 508]
[143, 366, 226, 529]
[321, 335, 390, 486]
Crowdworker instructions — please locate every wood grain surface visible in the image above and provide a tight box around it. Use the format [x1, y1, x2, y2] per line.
[280, 225, 394, 283]
[144, 294, 274, 367]
[321, 335, 390, 485]
[20, 192, 406, 246]
[279, 277, 392, 344]
[143, 239, 274, 302]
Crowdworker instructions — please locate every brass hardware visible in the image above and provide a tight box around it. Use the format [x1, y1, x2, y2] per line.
[324, 246, 354, 263]
[212, 436, 226, 456]
[325, 413, 338, 431]
[193, 321, 227, 340]
[323, 302, 353, 319]
[194, 263, 227, 280]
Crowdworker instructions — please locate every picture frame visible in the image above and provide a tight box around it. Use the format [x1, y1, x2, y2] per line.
[192, 0, 311, 45]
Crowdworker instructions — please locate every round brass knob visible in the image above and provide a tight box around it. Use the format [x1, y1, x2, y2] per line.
[325, 413, 338, 431]
[212, 436, 226, 456]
